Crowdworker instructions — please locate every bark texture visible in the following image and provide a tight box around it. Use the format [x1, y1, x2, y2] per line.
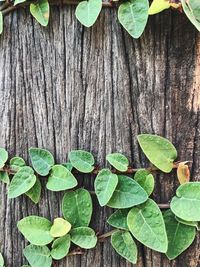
[0, 5, 200, 267]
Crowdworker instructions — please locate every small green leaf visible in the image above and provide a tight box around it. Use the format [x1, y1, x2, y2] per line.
[106, 153, 129, 172]
[14, 0, 26, 5]
[134, 169, 154, 196]
[62, 188, 92, 227]
[175, 216, 198, 228]
[0, 148, 8, 168]
[94, 169, 118, 206]
[62, 162, 73, 172]
[29, 148, 54, 176]
[8, 167, 36, 198]
[148, 0, 170, 15]
[69, 150, 94, 173]
[51, 235, 71, 260]
[118, 0, 149, 39]
[10, 156, 26, 172]
[50, 218, 71, 238]
[0, 12, 3, 35]
[107, 209, 129, 230]
[17, 216, 53, 245]
[137, 134, 177, 173]
[75, 0, 102, 27]
[163, 210, 196, 260]
[170, 182, 200, 221]
[70, 227, 97, 249]
[25, 177, 41, 204]
[30, 0, 50, 26]
[127, 199, 168, 253]
[111, 231, 137, 264]
[0, 171, 10, 184]
[0, 252, 4, 267]
[107, 175, 148, 209]
[46, 164, 77, 191]
[181, 0, 200, 31]
[23, 244, 52, 267]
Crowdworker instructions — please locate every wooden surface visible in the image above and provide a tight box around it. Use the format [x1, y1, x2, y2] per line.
[0, 5, 200, 267]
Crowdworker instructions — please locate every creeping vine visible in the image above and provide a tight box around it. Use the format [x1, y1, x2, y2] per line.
[0, 134, 199, 266]
[0, 1, 199, 38]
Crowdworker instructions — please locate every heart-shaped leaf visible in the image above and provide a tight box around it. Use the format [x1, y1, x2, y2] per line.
[0, 171, 10, 184]
[177, 162, 190, 184]
[17, 216, 53, 245]
[118, 0, 149, 39]
[8, 167, 36, 198]
[51, 235, 71, 260]
[46, 165, 77, 191]
[134, 169, 154, 196]
[69, 150, 94, 173]
[10, 156, 26, 172]
[106, 153, 129, 172]
[70, 227, 97, 249]
[0, 148, 8, 168]
[127, 199, 168, 253]
[0, 252, 4, 267]
[170, 182, 200, 221]
[163, 210, 196, 260]
[62, 188, 92, 227]
[111, 231, 137, 264]
[107, 175, 148, 209]
[29, 148, 54, 176]
[95, 169, 118, 206]
[181, 0, 200, 31]
[23, 245, 52, 267]
[30, 0, 50, 27]
[137, 134, 177, 173]
[107, 209, 129, 230]
[148, 0, 170, 15]
[25, 177, 41, 204]
[75, 0, 102, 27]
[50, 218, 71, 238]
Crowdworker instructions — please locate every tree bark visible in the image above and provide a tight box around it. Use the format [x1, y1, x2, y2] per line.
[0, 5, 199, 267]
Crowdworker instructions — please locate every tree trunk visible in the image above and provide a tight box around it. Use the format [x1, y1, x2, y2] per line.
[0, 5, 199, 267]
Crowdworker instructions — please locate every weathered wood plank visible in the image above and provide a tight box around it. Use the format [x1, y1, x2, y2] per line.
[0, 6, 199, 267]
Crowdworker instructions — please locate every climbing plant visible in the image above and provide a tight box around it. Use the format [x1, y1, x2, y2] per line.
[0, 134, 199, 266]
[0, 0, 199, 37]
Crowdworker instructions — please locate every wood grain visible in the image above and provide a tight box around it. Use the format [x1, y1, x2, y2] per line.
[0, 6, 199, 267]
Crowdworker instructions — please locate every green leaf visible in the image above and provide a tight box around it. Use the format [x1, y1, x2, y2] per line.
[50, 218, 71, 238]
[69, 150, 94, 173]
[62, 188, 92, 227]
[70, 227, 97, 249]
[175, 216, 198, 228]
[46, 164, 77, 191]
[107, 209, 129, 230]
[0, 252, 4, 267]
[127, 199, 168, 253]
[17, 216, 53, 245]
[134, 169, 154, 196]
[118, 0, 149, 39]
[148, 0, 170, 15]
[107, 175, 148, 209]
[51, 235, 71, 260]
[0, 12, 3, 35]
[0, 148, 8, 168]
[30, 0, 50, 27]
[0, 171, 10, 184]
[8, 167, 36, 198]
[181, 0, 200, 31]
[137, 134, 177, 173]
[29, 148, 54, 176]
[111, 231, 137, 264]
[10, 156, 26, 172]
[14, 0, 26, 5]
[75, 0, 102, 27]
[163, 210, 196, 260]
[94, 169, 118, 206]
[170, 182, 200, 221]
[23, 245, 52, 267]
[106, 153, 129, 172]
[62, 162, 73, 172]
[25, 177, 41, 204]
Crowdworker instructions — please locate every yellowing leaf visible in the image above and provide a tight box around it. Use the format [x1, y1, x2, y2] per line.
[149, 0, 170, 15]
[177, 162, 190, 184]
[50, 218, 71, 238]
